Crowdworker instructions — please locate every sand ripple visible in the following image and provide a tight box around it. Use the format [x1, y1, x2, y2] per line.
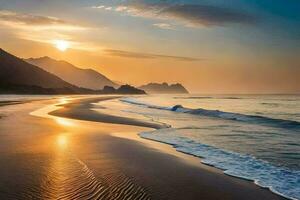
[19, 151, 150, 200]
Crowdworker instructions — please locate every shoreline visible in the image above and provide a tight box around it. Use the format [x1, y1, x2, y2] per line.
[50, 96, 168, 129]
[0, 96, 289, 199]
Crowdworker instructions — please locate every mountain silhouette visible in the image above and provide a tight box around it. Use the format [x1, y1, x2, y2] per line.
[0, 48, 90, 94]
[26, 57, 117, 90]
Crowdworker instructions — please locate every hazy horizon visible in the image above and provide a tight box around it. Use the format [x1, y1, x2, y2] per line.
[0, 0, 299, 94]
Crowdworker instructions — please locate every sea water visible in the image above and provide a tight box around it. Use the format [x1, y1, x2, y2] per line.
[93, 94, 300, 200]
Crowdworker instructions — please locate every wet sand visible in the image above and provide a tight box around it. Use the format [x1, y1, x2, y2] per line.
[0, 96, 286, 199]
[0, 100, 24, 107]
[50, 96, 167, 129]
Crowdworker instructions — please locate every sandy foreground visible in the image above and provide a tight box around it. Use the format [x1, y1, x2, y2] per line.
[0, 96, 286, 200]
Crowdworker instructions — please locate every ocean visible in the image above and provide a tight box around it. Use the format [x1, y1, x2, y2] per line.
[93, 94, 300, 200]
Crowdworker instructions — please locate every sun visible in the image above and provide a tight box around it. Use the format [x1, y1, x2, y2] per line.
[54, 40, 70, 51]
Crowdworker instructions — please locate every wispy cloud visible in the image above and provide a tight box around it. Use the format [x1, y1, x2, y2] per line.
[104, 49, 201, 61]
[115, 6, 128, 12]
[0, 10, 63, 25]
[91, 5, 105, 9]
[0, 10, 85, 30]
[153, 23, 174, 30]
[92, 2, 257, 28]
[105, 7, 113, 11]
[0, 10, 98, 51]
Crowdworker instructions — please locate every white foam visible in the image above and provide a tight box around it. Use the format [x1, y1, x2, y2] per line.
[121, 97, 300, 130]
[140, 129, 300, 200]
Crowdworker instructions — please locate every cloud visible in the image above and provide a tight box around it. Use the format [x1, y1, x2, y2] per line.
[95, 2, 257, 28]
[0, 10, 96, 51]
[153, 23, 174, 30]
[0, 10, 86, 31]
[159, 4, 256, 27]
[0, 10, 67, 26]
[104, 49, 201, 61]
[105, 7, 113, 11]
[91, 5, 105, 9]
[115, 6, 128, 12]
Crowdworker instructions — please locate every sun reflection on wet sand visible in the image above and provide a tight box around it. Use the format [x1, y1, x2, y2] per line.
[55, 118, 74, 127]
[10, 97, 153, 199]
[58, 97, 69, 105]
[57, 135, 68, 148]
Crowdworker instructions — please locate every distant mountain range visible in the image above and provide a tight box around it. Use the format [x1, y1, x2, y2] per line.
[0, 48, 188, 95]
[26, 56, 117, 90]
[102, 85, 145, 95]
[139, 82, 189, 94]
[0, 48, 143, 95]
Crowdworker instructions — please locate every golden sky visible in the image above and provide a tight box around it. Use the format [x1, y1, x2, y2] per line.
[0, 0, 299, 93]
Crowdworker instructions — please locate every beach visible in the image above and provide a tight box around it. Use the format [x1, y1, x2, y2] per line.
[0, 96, 287, 199]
